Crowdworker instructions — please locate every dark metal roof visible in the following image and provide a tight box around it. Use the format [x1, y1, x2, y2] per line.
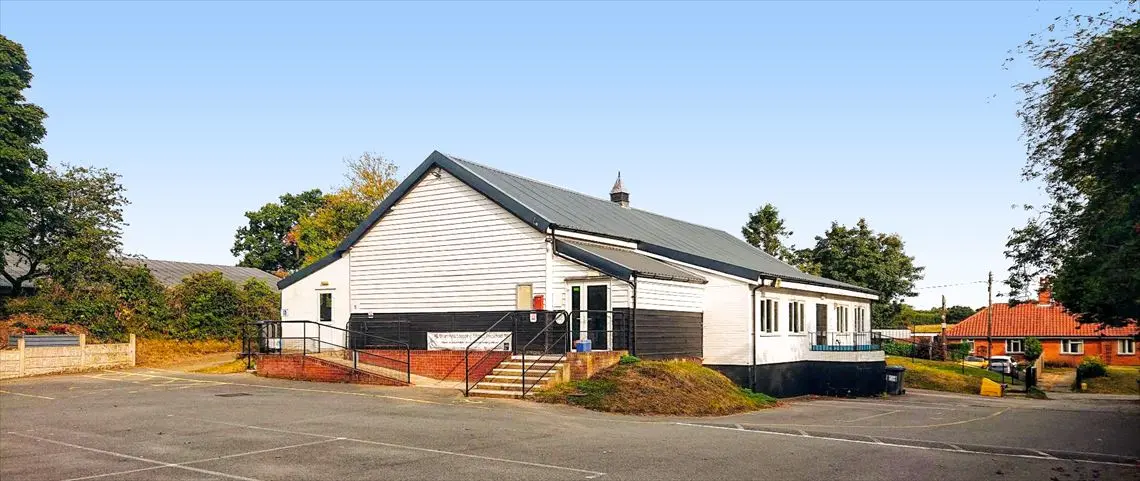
[2, 254, 279, 290]
[122, 258, 280, 289]
[446, 154, 876, 295]
[555, 240, 706, 284]
[278, 151, 878, 296]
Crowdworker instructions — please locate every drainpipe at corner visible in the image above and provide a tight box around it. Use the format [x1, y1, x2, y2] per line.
[750, 281, 763, 390]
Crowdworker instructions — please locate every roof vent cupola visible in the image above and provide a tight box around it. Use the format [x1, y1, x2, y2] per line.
[610, 172, 630, 208]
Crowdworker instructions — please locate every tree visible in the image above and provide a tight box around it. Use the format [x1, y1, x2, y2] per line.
[798, 219, 925, 327]
[1, 165, 128, 296]
[167, 272, 242, 340]
[1005, 5, 1140, 328]
[292, 152, 399, 264]
[945, 305, 977, 324]
[742, 204, 794, 260]
[0, 35, 49, 265]
[231, 189, 323, 274]
[1023, 337, 1043, 364]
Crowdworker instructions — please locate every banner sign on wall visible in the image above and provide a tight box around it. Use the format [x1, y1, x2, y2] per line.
[427, 331, 511, 351]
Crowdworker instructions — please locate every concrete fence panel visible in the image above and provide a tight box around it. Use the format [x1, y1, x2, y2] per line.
[0, 334, 135, 379]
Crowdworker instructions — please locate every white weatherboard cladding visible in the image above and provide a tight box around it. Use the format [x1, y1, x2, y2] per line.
[635, 278, 703, 312]
[754, 286, 875, 365]
[698, 270, 753, 365]
[280, 253, 350, 347]
[349, 170, 548, 312]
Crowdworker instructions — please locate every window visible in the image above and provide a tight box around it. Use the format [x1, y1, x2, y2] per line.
[1120, 339, 1135, 355]
[835, 306, 850, 332]
[788, 301, 805, 333]
[853, 307, 867, 332]
[1005, 339, 1023, 354]
[319, 293, 332, 322]
[1061, 339, 1084, 355]
[759, 298, 778, 333]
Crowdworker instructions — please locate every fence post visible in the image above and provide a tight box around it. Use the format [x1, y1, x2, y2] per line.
[128, 334, 136, 367]
[17, 336, 25, 377]
[79, 333, 87, 368]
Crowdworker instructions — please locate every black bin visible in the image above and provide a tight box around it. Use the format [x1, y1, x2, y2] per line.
[885, 365, 906, 395]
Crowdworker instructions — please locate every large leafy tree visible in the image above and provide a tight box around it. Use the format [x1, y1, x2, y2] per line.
[231, 189, 323, 274]
[1005, 4, 1140, 327]
[292, 152, 399, 265]
[945, 305, 978, 324]
[0, 35, 49, 263]
[798, 219, 925, 327]
[742, 204, 794, 260]
[2, 165, 128, 296]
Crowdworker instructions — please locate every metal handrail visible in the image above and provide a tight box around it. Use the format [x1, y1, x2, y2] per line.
[248, 320, 411, 384]
[464, 311, 518, 396]
[519, 311, 572, 396]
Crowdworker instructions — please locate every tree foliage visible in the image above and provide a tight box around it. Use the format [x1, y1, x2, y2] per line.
[742, 204, 794, 260]
[1022, 337, 1044, 363]
[798, 219, 925, 327]
[1005, 4, 1140, 327]
[291, 152, 399, 265]
[0, 35, 49, 269]
[231, 189, 323, 274]
[946, 305, 978, 324]
[2, 165, 128, 296]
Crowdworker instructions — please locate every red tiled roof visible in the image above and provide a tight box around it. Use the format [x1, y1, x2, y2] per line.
[945, 303, 1139, 338]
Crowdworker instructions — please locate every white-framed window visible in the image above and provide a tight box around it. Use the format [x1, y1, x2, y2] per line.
[1119, 339, 1135, 355]
[1061, 339, 1084, 355]
[759, 298, 779, 333]
[1005, 339, 1023, 354]
[788, 301, 805, 333]
[835, 306, 850, 332]
[853, 307, 867, 332]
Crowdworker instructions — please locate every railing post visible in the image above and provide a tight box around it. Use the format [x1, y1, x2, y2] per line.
[406, 346, 411, 384]
[303, 322, 307, 356]
[464, 349, 470, 396]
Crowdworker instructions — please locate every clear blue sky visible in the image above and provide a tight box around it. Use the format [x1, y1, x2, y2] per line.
[2, 1, 1092, 309]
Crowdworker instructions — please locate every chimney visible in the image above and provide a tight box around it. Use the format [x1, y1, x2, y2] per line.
[1037, 277, 1052, 305]
[610, 172, 629, 208]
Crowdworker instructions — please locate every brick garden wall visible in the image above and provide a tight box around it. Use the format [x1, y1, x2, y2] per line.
[255, 354, 406, 385]
[360, 349, 511, 382]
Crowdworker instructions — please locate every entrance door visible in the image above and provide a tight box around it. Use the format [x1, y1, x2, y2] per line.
[815, 304, 829, 346]
[568, 283, 610, 350]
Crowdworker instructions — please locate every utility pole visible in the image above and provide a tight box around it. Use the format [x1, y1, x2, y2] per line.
[986, 271, 994, 359]
[940, 294, 948, 360]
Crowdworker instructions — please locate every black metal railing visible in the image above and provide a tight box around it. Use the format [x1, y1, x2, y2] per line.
[463, 311, 521, 396]
[244, 320, 411, 384]
[808, 331, 880, 352]
[519, 311, 573, 396]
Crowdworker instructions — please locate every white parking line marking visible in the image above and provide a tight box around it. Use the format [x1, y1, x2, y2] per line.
[803, 399, 959, 411]
[1034, 450, 1056, 458]
[178, 416, 608, 479]
[843, 410, 900, 423]
[675, 423, 1136, 467]
[6, 432, 262, 481]
[0, 389, 55, 400]
[59, 438, 344, 481]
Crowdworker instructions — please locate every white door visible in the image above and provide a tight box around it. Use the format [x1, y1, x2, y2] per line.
[568, 283, 611, 350]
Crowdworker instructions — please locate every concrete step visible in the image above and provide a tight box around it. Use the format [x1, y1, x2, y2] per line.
[496, 362, 563, 369]
[510, 354, 565, 361]
[468, 388, 531, 398]
[491, 368, 562, 376]
[474, 382, 546, 390]
[481, 374, 556, 381]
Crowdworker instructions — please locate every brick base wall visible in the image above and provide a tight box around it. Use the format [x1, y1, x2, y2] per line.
[974, 339, 1139, 367]
[255, 354, 406, 386]
[360, 349, 511, 382]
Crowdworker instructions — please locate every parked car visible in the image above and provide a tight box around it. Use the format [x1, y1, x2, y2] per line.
[962, 356, 988, 369]
[988, 356, 1014, 374]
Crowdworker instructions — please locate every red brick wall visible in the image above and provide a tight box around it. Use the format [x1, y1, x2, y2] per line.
[360, 349, 511, 382]
[255, 354, 406, 385]
[973, 339, 1138, 367]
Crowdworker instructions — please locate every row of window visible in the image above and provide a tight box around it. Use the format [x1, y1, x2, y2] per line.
[1002, 338, 1135, 355]
[757, 299, 867, 334]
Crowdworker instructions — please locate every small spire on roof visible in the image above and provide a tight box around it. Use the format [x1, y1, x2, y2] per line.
[609, 172, 630, 208]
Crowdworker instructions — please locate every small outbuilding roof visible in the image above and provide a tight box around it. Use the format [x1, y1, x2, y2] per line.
[555, 240, 707, 284]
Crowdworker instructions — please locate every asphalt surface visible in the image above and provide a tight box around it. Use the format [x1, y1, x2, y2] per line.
[2, 369, 1138, 481]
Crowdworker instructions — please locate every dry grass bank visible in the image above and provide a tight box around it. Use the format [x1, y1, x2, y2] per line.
[135, 338, 240, 368]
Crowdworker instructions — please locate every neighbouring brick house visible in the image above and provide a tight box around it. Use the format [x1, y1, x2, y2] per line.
[944, 290, 1138, 367]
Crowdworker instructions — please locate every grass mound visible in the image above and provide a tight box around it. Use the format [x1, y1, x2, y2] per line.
[1083, 366, 1140, 394]
[535, 359, 777, 416]
[136, 338, 239, 367]
[886, 356, 1008, 394]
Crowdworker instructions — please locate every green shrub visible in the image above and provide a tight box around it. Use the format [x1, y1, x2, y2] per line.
[1077, 356, 1108, 379]
[949, 341, 972, 361]
[881, 341, 913, 357]
[619, 354, 641, 365]
[168, 272, 242, 340]
[1023, 337, 1043, 363]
